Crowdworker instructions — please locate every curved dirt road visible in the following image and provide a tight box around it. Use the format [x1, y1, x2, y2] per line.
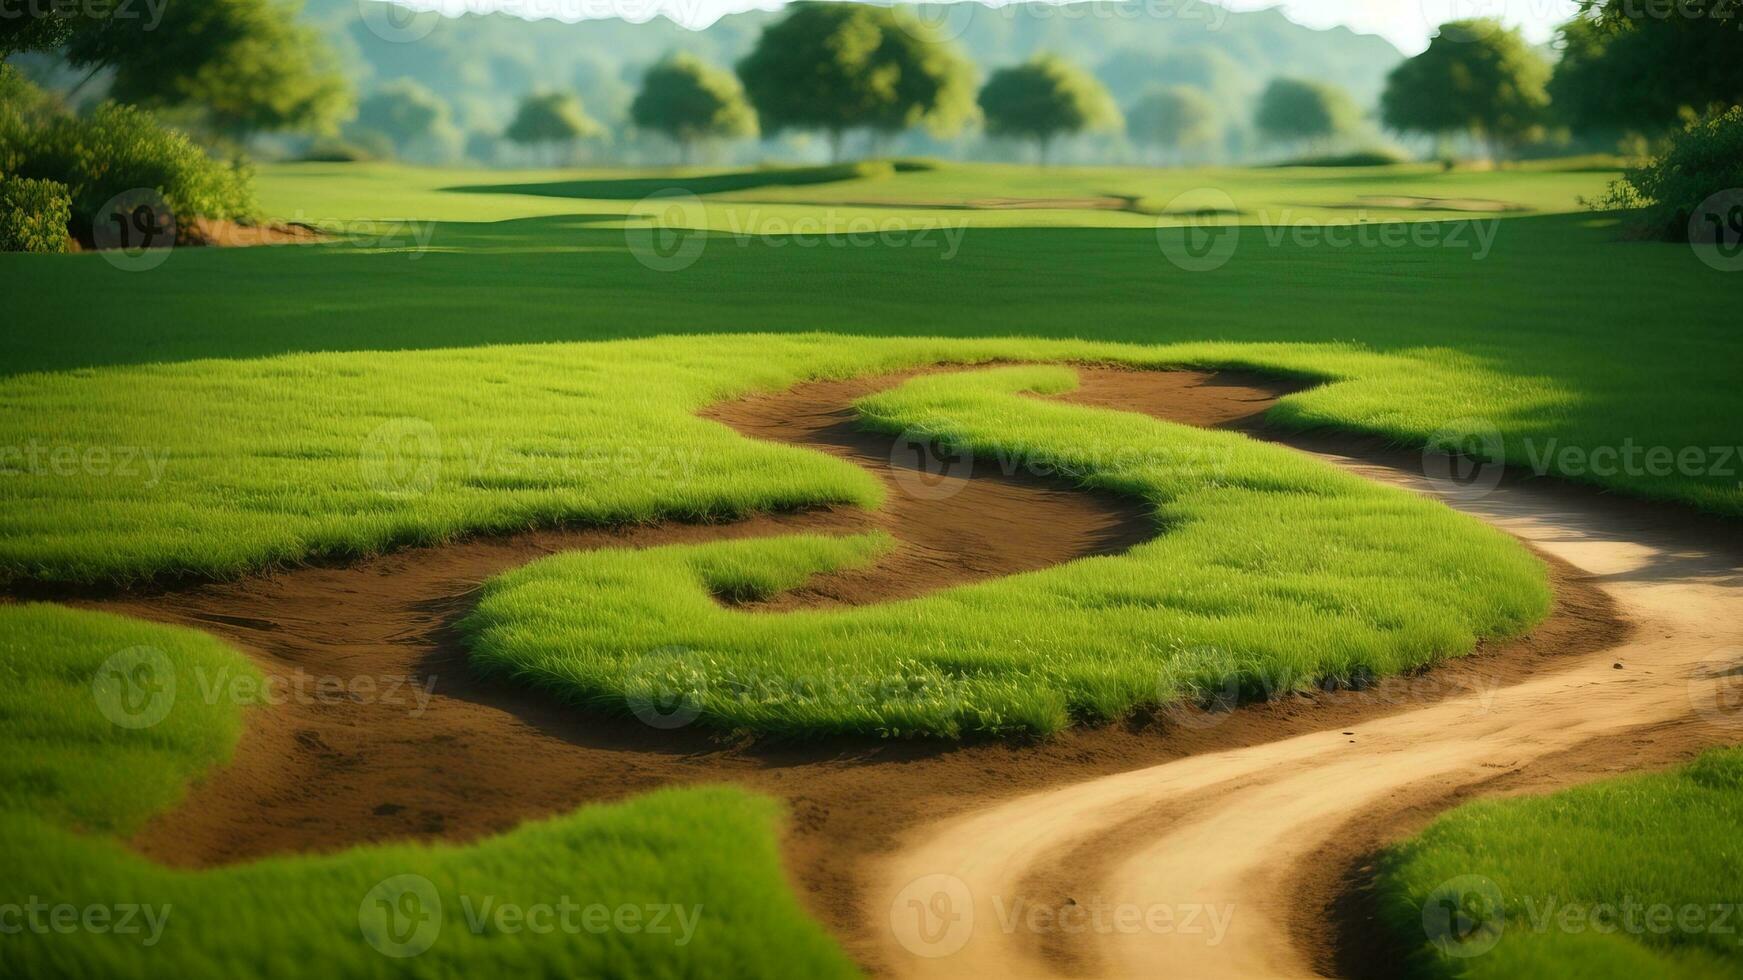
[872, 379, 1743, 978]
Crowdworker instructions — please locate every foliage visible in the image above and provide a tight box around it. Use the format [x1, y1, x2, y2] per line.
[0, 604, 858, 979]
[60, 0, 351, 141]
[1551, 0, 1743, 137]
[348, 77, 464, 164]
[0, 69, 255, 237]
[630, 52, 758, 158]
[1381, 20, 1550, 154]
[736, 2, 975, 158]
[1270, 149, 1410, 167]
[0, 175, 69, 252]
[978, 55, 1121, 160]
[1375, 748, 1743, 978]
[504, 91, 604, 147]
[1126, 85, 1220, 159]
[1600, 107, 1743, 241]
[1254, 77, 1356, 145]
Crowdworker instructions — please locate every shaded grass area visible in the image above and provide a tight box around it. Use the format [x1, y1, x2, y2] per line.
[1374, 749, 1743, 979]
[444, 160, 908, 199]
[459, 367, 1549, 739]
[0, 604, 857, 978]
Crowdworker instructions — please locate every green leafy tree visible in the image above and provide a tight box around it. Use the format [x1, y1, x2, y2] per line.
[53, 0, 350, 143]
[978, 55, 1121, 165]
[1550, 2, 1743, 138]
[348, 78, 463, 164]
[631, 53, 757, 163]
[1381, 20, 1550, 159]
[736, 2, 974, 162]
[504, 91, 604, 165]
[1255, 77, 1357, 150]
[1126, 85, 1220, 165]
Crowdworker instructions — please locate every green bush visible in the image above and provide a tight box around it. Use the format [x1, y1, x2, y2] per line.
[1270, 148, 1410, 168]
[0, 176, 70, 252]
[1601, 106, 1743, 240]
[0, 65, 255, 241]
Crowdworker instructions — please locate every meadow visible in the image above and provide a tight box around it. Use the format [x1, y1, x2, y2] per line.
[2, 158, 1739, 977]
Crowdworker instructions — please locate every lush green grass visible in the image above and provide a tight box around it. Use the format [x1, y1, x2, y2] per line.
[1375, 749, 1743, 979]
[0, 604, 857, 978]
[3, 160, 1737, 520]
[458, 366, 1548, 738]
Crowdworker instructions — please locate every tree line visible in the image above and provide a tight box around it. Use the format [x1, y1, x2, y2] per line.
[4, 0, 1739, 166]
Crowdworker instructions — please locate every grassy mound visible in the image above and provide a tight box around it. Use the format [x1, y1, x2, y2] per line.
[1374, 748, 1743, 979]
[460, 366, 1548, 739]
[0, 604, 857, 978]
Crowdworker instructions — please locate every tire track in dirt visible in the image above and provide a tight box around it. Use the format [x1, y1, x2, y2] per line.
[869, 372, 1743, 979]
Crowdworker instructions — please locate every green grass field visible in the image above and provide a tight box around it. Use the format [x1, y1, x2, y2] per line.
[462, 365, 1546, 737]
[0, 604, 857, 978]
[1375, 749, 1743, 979]
[2, 158, 1739, 978]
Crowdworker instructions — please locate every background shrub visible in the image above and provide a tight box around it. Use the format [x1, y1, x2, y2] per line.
[0, 176, 70, 252]
[0, 66, 256, 242]
[1601, 106, 1743, 240]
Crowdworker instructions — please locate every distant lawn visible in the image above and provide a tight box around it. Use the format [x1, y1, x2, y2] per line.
[0, 604, 856, 979]
[459, 366, 1547, 738]
[1375, 749, 1743, 979]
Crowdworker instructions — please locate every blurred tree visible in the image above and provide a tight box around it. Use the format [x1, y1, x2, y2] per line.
[348, 78, 463, 164]
[978, 56, 1121, 166]
[1381, 20, 1549, 159]
[71, 0, 348, 143]
[504, 91, 604, 165]
[1255, 77, 1357, 150]
[1126, 85, 1220, 165]
[631, 53, 757, 164]
[1550, 1, 1743, 139]
[736, 2, 974, 162]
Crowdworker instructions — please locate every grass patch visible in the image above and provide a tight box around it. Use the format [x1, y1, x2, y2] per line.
[0, 603, 857, 978]
[460, 366, 1548, 739]
[1374, 749, 1743, 979]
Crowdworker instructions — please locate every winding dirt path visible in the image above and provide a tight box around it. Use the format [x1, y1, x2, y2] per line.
[871, 376, 1743, 979]
[34, 365, 1729, 977]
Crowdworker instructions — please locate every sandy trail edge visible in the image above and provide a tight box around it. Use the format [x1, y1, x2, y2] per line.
[871, 376, 1743, 979]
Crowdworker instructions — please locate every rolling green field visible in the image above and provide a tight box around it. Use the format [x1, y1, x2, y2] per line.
[2, 158, 1740, 978]
[1376, 749, 1743, 979]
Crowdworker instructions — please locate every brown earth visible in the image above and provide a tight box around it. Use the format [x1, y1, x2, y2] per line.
[36, 365, 1726, 978]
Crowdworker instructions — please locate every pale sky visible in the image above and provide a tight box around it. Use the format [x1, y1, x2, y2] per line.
[397, 0, 1582, 53]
